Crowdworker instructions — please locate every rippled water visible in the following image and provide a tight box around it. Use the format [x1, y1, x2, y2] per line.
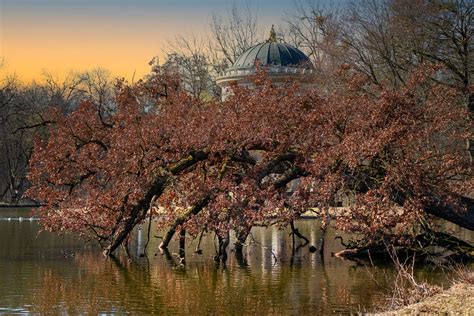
[0, 207, 463, 314]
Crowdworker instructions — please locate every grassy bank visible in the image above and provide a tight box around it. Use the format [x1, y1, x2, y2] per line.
[381, 282, 473, 315]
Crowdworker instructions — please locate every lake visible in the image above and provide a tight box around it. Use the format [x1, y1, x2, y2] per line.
[0, 207, 466, 314]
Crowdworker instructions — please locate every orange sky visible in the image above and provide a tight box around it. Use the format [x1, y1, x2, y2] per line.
[1, 5, 208, 82]
[0, 0, 294, 83]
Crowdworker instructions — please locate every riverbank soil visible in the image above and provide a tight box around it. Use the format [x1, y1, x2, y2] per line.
[382, 283, 474, 315]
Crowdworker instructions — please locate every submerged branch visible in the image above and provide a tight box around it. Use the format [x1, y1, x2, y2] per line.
[159, 194, 212, 250]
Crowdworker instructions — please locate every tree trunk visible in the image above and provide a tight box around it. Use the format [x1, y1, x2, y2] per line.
[215, 232, 230, 264]
[159, 194, 211, 249]
[234, 227, 250, 254]
[424, 195, 474, 231]
[318, 213, 331, 261]
[290, 220, 309, 253]
[334, 230, 474, 262]
[178, 229, 186, 264]
[468, 92, 474, 163]
[103, 176, 168, 256]
[104, 150, 209, 256]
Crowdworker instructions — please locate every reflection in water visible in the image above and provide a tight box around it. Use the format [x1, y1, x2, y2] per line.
[0, 208, 465, 314]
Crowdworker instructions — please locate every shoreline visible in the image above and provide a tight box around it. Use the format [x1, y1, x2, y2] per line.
[379, 283, 474, 315]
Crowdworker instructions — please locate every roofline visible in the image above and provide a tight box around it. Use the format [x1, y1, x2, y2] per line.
[216, 69, 316, 87]
[231, 41, 313, 70]
[217, 65, 314, 80]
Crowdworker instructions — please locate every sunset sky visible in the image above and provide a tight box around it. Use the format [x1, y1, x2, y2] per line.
[0, 0, 321, 83]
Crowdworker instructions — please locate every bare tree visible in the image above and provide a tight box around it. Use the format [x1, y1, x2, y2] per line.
[417, 0, 472, 108]
[0, 76, 46, 203]
[338, 0, 473, 91]
[78, 68, 114, 108]
[152, 2, 264, 100]
[0, 75, 20, 202]
[161, 35, 217, 99]
[284, 0, 343, 74]
[210, 1, 262, 69]
[338, 0, 408, 85]
[40, 70, 85, 112]
[0, 67, 116, 203]
[339, 0, 473, 157]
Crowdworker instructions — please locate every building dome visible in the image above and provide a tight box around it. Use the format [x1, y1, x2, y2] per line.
[231, 42, 313, 70]
[216, 26, 314, 100]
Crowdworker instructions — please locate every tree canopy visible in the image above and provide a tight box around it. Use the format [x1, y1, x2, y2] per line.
[26, 66, 473, 257]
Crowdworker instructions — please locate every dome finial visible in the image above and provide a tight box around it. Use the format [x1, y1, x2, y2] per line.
[267, 25, 277, 42]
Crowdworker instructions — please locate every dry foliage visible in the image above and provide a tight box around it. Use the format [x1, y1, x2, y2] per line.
[453, 264, 474, 285]
[384, 249, 442, 310]
[26, 65, 473, 254]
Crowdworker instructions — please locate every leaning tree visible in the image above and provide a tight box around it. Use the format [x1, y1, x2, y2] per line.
[27, 66, 473, 260]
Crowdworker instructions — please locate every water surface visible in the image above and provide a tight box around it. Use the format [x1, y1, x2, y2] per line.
[0, 208, 464, 314]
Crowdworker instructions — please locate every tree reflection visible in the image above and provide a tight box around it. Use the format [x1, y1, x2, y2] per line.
[24, 224, 391, 314]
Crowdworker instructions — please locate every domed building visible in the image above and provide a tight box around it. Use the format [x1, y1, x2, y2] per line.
[216, 27, 314, 100]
